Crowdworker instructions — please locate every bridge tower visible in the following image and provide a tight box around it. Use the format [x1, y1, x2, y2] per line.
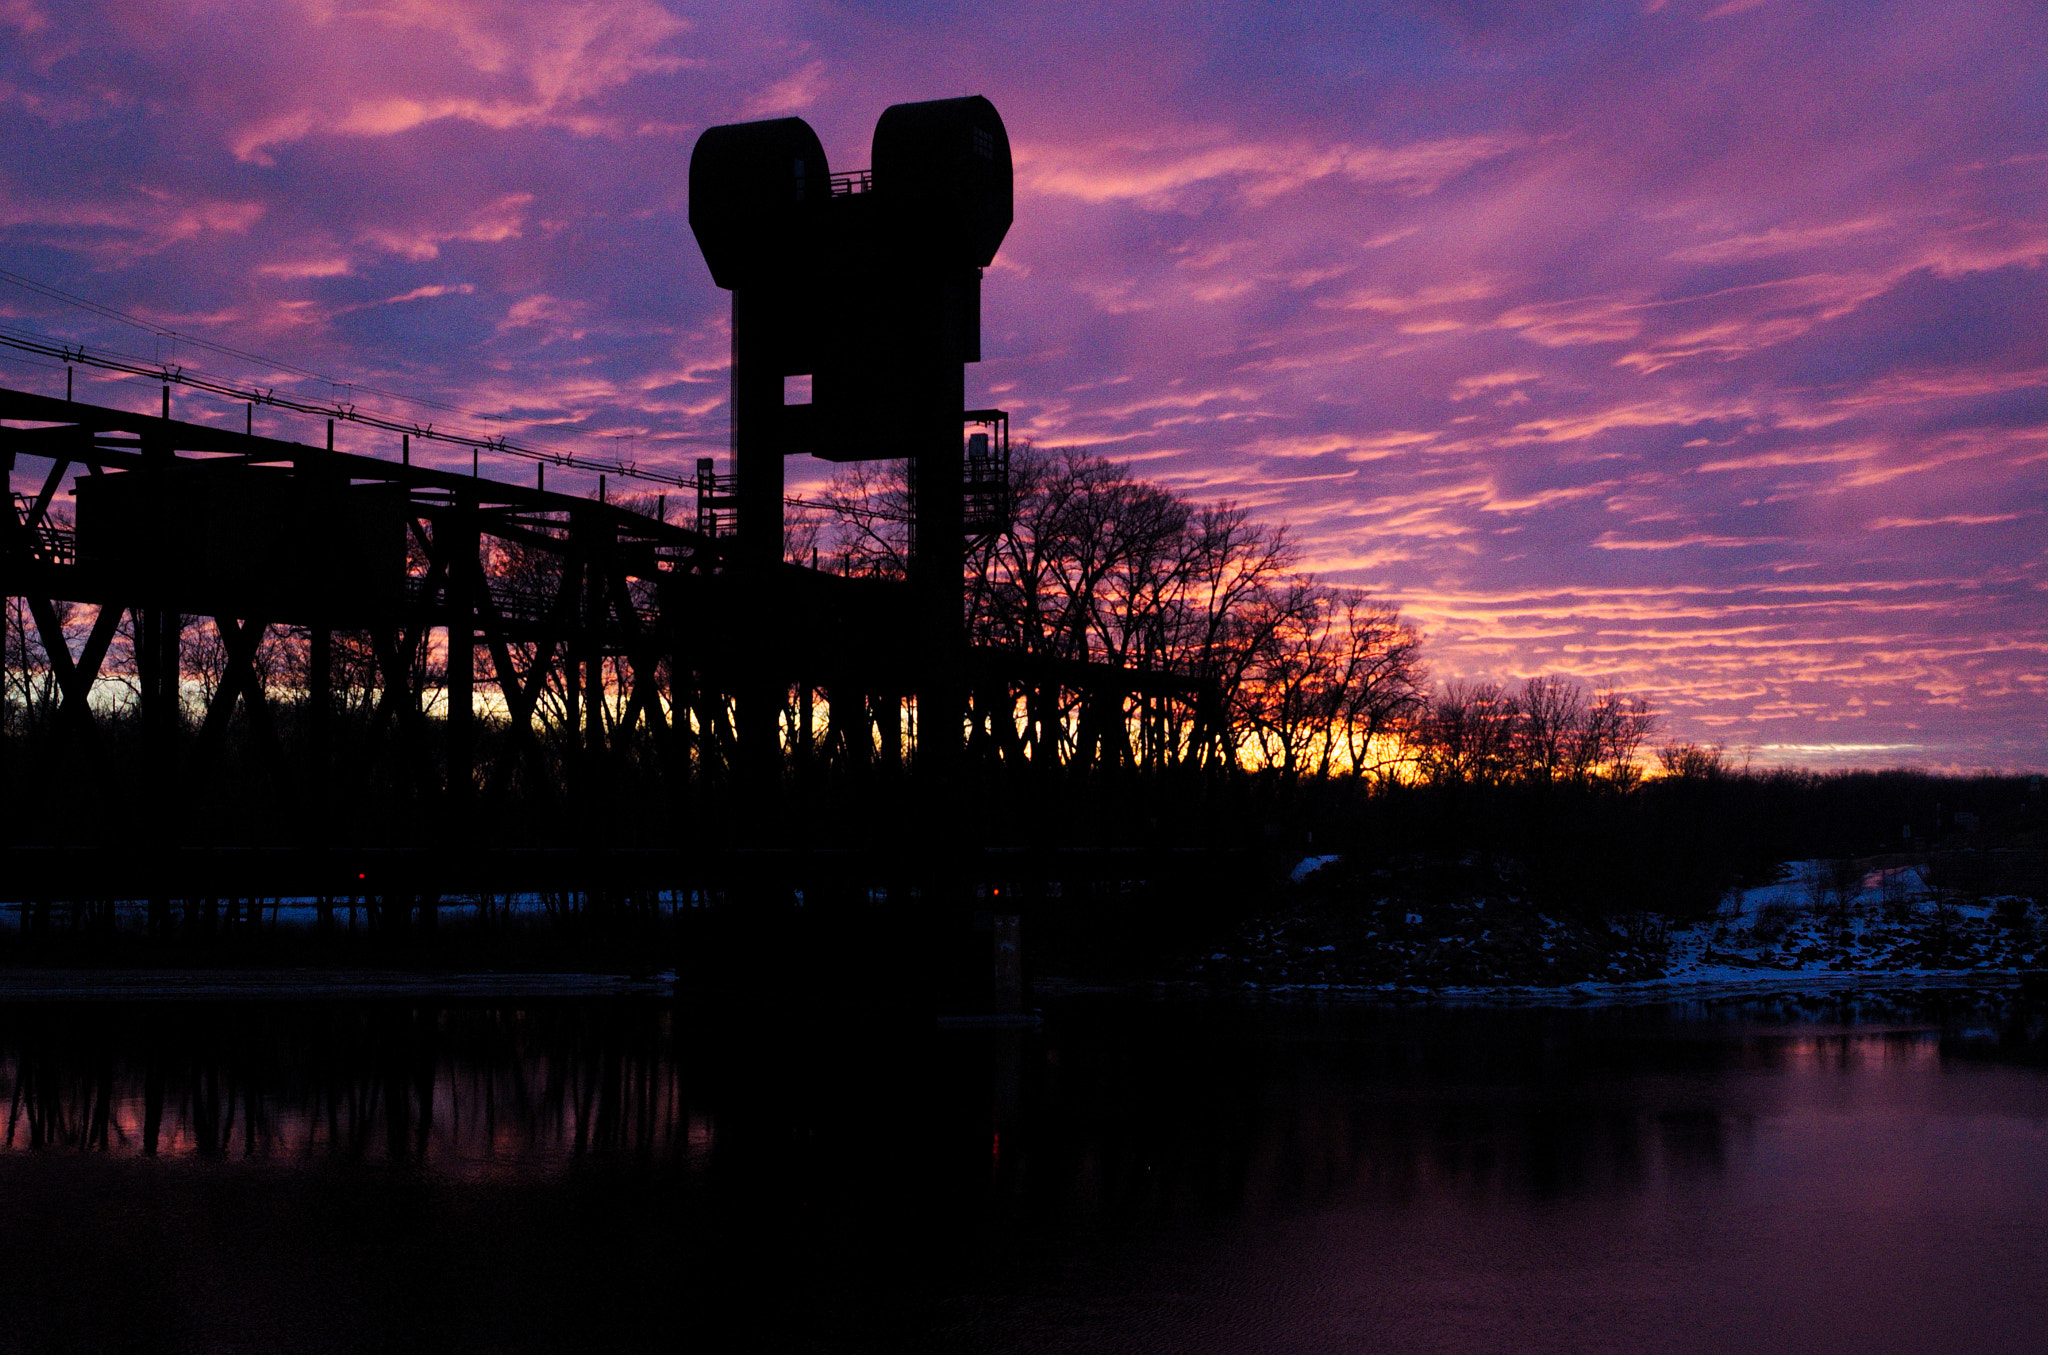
[688, 95, 1013, 797]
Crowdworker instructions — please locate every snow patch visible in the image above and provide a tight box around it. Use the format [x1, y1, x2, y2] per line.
[1290, 855, 1342, 883]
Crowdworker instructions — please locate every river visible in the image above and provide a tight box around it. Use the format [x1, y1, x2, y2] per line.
[0, 989, 2042, 1353]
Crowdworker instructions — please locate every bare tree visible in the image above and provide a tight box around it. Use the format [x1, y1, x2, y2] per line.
[1411, 675, 1654, 788]
[1516, 675, 1586, 784]
[1179, 502, 1297, 683]
[4, 593, 73, 727]
[1414, 681, 1518, 786]
[184, 620, 291, 711]
[783, 501, 823, 568]
[819, 442, 1423, 780]
[1332, 595, 1428, 784]
[1229, 576, 1331, 779]
[1658, 741, 1729, 780]
[1583, 689, 1654, 788]
[820, 458, 910, 579]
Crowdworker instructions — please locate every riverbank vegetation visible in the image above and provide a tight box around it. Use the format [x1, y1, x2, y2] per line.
[1190, 766, 2045, 991]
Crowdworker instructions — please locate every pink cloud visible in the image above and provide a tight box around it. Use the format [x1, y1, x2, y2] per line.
[0, 0, 2041, 767]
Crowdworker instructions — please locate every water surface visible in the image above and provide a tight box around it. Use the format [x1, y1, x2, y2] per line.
[945, 998, 2048, 1355]
[0, 993, 2042, 1353]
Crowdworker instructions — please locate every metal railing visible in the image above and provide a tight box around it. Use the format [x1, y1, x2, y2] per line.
[12, 493, 75, 565]
[963, 410, 1011, 540]
[402, 573, 659, 633]
[695, 457, 740, 540]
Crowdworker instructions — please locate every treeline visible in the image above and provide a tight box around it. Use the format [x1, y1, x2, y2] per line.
[18, 442, 2027, 880]
[811, 446, 1670, 787]
[1317, 759, 2043, 925]
[3, 444, 1674, 842]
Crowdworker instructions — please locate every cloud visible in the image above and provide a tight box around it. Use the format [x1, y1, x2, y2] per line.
[1451, 371, 1543, 400]
[1669, 216, 1886, 263]
[1867, 511, 2033, 530]
[497, 292, 590, 343]
[1016, 131, 1526, 209]
[225, 0, 691, 163]
[743, 61, 826, 118]
[0, 0, 49, 35]
[1330, 278, 1500, 315]
[1508, 399, 1753, 444]
[356, 193, 534, 261]
[0, 0, 2042, 767]
[258, 257, 352, 279]
[0, 188, 264, 260]
[1592, 533, 1774, 551]
[1492, 296, 1642, 347]
[382, 283, 475, 304]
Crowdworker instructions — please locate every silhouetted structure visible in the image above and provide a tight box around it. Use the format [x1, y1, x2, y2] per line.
[689, 95, 1013, 794]
[0, 97, 1241, 935]
[0, 386, 713, 918]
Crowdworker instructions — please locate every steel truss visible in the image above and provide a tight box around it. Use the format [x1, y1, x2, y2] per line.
[1, 385, 1228, 857]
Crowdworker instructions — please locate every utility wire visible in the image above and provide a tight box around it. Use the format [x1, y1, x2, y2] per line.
[0, 322, 697, 489]
[0, 268, 700, 485]
[0, 266, 501, 423]
[0, 268, 904, 519]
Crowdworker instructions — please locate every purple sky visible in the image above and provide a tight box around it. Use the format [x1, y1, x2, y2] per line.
[2, 0, 2043, 768]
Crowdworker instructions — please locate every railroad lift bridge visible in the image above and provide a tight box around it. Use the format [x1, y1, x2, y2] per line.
[0, 96, 1230, 930]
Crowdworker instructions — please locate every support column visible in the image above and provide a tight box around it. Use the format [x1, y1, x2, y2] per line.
[573, 508, 616, 923]
[139, 427, 178, 939]
[308, 619, 332, 931]
[665, 608, 693, 815]
[573, 509, 614, 791]
[561, 553, 582, 784]
[907, 269, 972, 794]
[993, 912, 1022, 1013]
[297, 455, 339, 863]
[584, 527, 607, 767]
[0, 447, 11, 844]
[308, 627, 331, 800]
[904, 270, 972, 970]
[731, 287, 787, 809]
[798, 681, 814, 776]
[445, 500, 477, 839]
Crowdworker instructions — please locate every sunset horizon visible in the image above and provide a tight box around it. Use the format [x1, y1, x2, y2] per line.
[2, 0, 2042, 769]
[3, 9, 2047, 1352]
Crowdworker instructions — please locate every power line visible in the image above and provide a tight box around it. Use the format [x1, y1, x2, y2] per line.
[0, 268, 698, 484]
[0, 266, 494, 423]
[0, 269, 912, 521]
[0, 322, 697, 489]
[0, 323, 897, 522]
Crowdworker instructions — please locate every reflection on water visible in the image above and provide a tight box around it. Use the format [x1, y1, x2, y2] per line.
[0, 997, 944, 1355]
[945, 1000, 2048, 1355]
[0, 995, 2043, 1353]
[0, 1003, 692, 1167]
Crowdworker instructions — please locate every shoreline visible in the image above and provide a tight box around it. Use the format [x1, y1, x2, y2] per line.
[1038, 966, 2046, 1009]
[0, 968, 679, 1001]
[0, 963, 2035, 1010]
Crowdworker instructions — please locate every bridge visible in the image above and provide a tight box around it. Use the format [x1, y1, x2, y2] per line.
[0, 97, 1247, 990]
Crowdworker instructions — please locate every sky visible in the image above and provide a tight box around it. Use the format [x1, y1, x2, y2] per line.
[0, 0, 2042, 769]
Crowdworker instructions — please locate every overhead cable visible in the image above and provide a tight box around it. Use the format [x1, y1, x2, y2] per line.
[0, 323, 695, 489]
[0, 270, 901, 520]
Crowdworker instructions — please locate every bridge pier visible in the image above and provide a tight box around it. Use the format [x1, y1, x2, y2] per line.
[445, 497, 477, 839]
